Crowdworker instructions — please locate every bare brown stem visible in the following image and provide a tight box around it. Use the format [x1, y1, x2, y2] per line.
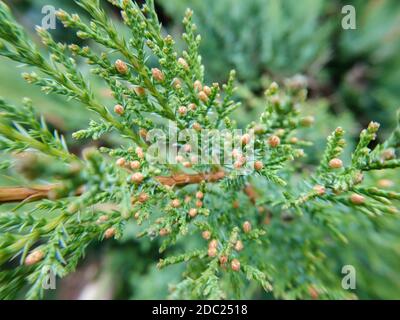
[0, 185, 56, 203]
[0, 171, 226, 204]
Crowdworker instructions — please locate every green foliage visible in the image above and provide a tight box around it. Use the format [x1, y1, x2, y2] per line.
[161, 0, 400, 134]
[0, 0, 399, 300]
[160, 0, 332, 87]
[337, 0, 400, 131]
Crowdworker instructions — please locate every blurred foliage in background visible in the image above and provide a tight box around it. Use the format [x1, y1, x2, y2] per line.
[162, 0, 400, 133]
[1, 0, 399, 299]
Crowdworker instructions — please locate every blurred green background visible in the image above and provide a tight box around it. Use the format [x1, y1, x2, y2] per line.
[0, 0, 399, 299]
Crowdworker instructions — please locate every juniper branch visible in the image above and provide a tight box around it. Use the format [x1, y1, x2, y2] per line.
[0, 0, 398, 300]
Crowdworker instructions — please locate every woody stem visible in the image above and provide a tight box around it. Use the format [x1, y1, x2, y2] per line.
[0, 171, 226, 204]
